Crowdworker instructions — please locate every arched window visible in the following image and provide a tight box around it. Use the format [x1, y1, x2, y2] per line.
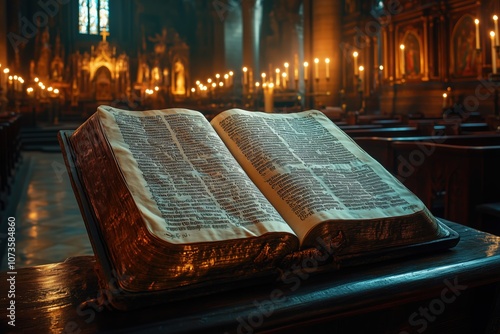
[79, 0, 109, 35]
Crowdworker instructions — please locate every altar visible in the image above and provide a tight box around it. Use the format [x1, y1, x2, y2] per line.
[1, 221, 500, 333]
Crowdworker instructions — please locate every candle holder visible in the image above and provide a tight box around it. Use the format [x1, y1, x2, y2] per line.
[488, 73, 500, 117]
[475, 48, 483, 79]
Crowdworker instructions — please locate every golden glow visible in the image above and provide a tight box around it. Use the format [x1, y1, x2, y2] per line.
[353, 51, 358, 58]
[359, 65, 364, 72]
[284, 62, 289, 68]
[303, 61, 309, 67]
[242, 67, 248, 72]
[400, 44, 405, 50]
[325, 58, 330, 64]
[314, 58, 319, 64]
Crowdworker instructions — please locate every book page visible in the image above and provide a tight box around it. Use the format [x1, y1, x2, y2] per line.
[211, 109, 432, 244]
[97, 106, 296, 244]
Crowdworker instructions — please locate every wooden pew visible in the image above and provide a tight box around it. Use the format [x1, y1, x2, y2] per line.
[391, 141, 500, 228]
[0, 124, 7, 210]
[355, 134, 500, 172]
[343, 126, 420, 138]
[0, 113, 22, 210]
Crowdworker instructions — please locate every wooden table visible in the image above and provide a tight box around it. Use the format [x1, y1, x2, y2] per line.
[2, 221, 500, 334]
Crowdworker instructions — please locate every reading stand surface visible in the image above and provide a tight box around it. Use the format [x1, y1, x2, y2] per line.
[2, 221, 500, 334]
[56, 129, 460, 310]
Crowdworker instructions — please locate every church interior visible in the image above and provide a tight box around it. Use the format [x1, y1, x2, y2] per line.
[1, 0, 500, 333]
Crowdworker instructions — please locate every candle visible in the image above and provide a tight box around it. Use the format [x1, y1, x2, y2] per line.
[294, 54, 299, 81]
[314, 58, 319, 79]
[282, 72, 287, 89]
[304, 61, 309, 80]
[284, 62, 289, 88]
[494, 15, 499, 46]
[243, 67, 248, 86]
[325, 58, 330, 79]
[400, 44, 405, 75]
[442, 93, 447, 109]
[261, 72, 266, 84]
[491, 31, 497, 74]
[475, 19, 481, 49]
[275, 68, 280, 88]
[353, 52, 358, 75]
[359, 66, 364, 91]
[264, 83, 274, 113]
[248, 70, 253, 92]
[224, 73, 229, 87]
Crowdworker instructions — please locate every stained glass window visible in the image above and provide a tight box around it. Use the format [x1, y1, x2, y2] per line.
[78, 0, 109, 35]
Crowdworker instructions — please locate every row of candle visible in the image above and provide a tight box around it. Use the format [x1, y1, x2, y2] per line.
[194, 71, 234, 92]
[1, 64, 28, 93]
[474, 15, 499, 74]
[241, 57, 331, 91]
[27, 77, 60, 96]
[474, 15, 499, 48]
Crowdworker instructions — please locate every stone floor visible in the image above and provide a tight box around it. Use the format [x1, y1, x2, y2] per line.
[1, 150, 93, 270]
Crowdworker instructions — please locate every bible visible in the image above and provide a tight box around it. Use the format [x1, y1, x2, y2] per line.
[58, 106, 459, 309]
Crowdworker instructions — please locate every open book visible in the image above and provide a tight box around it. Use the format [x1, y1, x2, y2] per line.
[59, 106, 458, 309]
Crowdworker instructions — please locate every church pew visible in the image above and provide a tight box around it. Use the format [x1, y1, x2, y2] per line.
[354, 134, 500, 172]
[356, 114, 402, 124]
[338, 124, 382, 131]
[0, 114, 22, 210]
[343, 126, 420, 138]
[0, 124, 7, 210]
[391, 141, 500, 228]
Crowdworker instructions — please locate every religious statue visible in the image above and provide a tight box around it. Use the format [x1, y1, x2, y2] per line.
[37, 27, 52, 80]
[173, 60, 185, 95]
[149, 28, 168, 55]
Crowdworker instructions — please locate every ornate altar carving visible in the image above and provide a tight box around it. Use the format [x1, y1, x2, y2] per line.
[135, 27, 190, 102]
[72, 29, 131, 102]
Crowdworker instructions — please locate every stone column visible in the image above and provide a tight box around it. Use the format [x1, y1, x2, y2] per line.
[273, 0, 302, 90]
[242, 0, 259, 92]
[0, 0, 6, 68]
[212, 5, 227, 75]
[310, 0, 341, 107]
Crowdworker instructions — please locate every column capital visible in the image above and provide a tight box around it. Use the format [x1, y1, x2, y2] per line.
[273, 0, 302, 25]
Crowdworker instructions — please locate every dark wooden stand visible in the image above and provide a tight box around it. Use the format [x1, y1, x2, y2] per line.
[2, 220, 500, 334]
